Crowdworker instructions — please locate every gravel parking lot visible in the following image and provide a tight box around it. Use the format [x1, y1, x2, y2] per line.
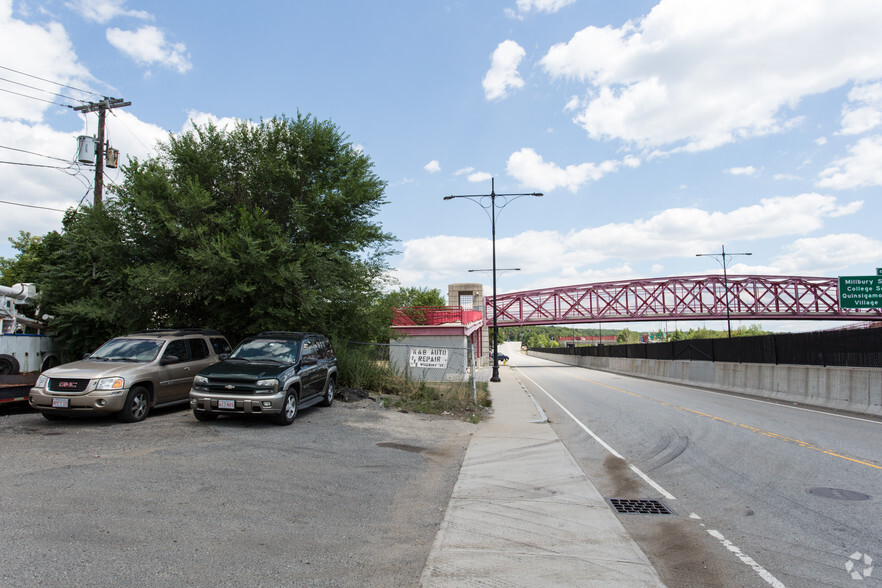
[0, 398, 474, 587]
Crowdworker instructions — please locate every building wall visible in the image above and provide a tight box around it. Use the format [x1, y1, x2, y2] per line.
[388, 334, 475, 382]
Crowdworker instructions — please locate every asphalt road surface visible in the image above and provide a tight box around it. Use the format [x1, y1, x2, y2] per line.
[502, 343, 882, 587]
[0, 398, 473, 587]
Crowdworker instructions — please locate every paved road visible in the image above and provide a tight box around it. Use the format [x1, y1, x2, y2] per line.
[506, 346, 882, 587]
[0, 399, 473, 587]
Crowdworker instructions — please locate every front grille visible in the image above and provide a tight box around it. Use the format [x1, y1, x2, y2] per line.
[48, 378, 90, 393]
[205, 381, 260, 395]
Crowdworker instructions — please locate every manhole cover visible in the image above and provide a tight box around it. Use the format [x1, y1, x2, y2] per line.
[807, 487, 871, 501]
[607, 498, 674, 515]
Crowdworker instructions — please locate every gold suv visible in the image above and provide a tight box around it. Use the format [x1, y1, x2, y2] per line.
[29, 329, 231, 422]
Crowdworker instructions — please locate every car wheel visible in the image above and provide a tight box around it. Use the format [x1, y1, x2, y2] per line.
[0, 354, 20, 376]
[193, 410, 218, 422]
[117, 386, 150, 423]
[320, 377, 335, 407]
[41, 411, 66, 421]
[273, 389, 297, 425]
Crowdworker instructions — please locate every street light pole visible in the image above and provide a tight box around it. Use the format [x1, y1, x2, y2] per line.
[696, 245, 752, 337]
[445, 178, 542, 382]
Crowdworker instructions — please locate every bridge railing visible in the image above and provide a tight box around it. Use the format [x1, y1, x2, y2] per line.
[492, 275, 882, 326]
[392, 306, 484, 327]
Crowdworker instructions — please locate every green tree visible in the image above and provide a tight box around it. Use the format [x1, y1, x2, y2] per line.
[39, 114, 395, 356]
[616, 328, 640, 344]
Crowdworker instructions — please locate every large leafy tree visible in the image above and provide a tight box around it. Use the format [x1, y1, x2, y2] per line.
[39, 114, 395, 355]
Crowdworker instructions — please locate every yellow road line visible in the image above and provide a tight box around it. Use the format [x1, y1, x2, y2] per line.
[552, 368, 882, 471]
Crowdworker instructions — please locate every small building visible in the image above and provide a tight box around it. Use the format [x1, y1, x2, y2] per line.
[389, 283, 487, 382]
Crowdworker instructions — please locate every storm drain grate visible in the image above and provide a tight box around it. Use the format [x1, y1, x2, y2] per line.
[606, 498, 675, 515]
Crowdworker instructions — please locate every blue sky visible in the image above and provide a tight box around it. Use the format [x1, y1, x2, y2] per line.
[2, 0, 882, 332]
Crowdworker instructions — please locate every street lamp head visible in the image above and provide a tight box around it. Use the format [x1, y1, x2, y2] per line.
[443, 195, 455, 200]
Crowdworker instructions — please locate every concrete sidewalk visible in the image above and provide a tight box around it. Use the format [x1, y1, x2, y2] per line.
[420, 365, 665, 587]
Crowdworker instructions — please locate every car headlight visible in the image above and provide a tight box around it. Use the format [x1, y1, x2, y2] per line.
[193, 375, 209, 390]
[95, 377, 125, 391]
[35, 374, 48, 389]
[255, 379, 279, 394]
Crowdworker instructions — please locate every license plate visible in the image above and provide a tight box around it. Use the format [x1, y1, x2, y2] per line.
[52, 398, 69, 408]
[218, 399, 235, 410]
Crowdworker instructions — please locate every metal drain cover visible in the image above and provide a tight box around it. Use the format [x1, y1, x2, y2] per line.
[607, 498, 674, 515]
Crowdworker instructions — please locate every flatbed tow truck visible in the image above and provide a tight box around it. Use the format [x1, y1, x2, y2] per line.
[0, 283, 59, 404]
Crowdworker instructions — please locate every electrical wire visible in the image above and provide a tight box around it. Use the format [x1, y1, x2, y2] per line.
[0, 64, 98, 99]
[0, 144, 74, 164]
[0, 86, 71, 108]
[0, 75, 84, 104]
[0, 199, 68, 212]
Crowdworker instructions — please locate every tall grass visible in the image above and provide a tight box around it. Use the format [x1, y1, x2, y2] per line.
[335, 342, 490, 416]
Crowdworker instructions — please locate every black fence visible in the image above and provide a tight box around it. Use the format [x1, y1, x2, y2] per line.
[535, 327, 882, 368]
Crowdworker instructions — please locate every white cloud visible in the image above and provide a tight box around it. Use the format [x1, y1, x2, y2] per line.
[424, 160, 441, 173]
[515, 0, 576, 15]
[773, 233, 882, 275]
[394, 193, 865, 291]
[0, 5, 93, 124]
[483, 40, 526, 101]
[506, 147, 639, 192]
[106, 25, 191, 73]
[182, 110, 241, 133]
[816, 135, 882, 189]
[66, 0, 152, 24]
[540, 0, 882, 151]
[455, 167, 475, 176]
[838, 82, 882, 135]
[468, 171, 492, 183]
[725, 166, 758, 176]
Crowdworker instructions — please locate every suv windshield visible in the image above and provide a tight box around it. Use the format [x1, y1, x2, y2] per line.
[90, 338, 165, 362]
[229, 339, 300, 363]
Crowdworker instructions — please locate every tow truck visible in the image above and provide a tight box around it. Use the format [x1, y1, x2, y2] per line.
[0, 283, 59, 404]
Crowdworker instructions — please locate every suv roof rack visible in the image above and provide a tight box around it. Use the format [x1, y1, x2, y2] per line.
[128, 328, 224, 337]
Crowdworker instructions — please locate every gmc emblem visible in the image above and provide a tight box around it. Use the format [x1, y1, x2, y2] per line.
[57, 381, 77, 389]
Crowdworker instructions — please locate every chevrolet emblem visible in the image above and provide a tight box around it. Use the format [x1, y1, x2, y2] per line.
[224, 385, 235, 390]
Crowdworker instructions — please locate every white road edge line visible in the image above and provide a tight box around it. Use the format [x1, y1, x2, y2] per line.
[514, 368, 677, 501]
[707, 529, 787, 588]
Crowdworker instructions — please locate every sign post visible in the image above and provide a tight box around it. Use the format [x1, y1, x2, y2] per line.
[838, 275, 882, 309]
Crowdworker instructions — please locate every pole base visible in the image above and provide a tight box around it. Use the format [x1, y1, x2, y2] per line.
[491, 366, 500, 382]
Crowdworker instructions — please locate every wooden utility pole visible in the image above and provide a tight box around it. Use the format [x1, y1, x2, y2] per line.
[73, 97, 131, 207]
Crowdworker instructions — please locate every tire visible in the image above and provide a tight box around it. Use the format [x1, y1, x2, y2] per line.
[41, 411, 67, 421]
[40, 355, 60, 372]
[0, 354, 20, 376]
[117, 386, 151, 423]
[193, 410, 218, 422]
[272, 389, 297, 425]
[320, 377, 335, 407]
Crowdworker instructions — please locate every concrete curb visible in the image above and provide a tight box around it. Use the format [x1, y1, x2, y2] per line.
[420, 364, 664, 587]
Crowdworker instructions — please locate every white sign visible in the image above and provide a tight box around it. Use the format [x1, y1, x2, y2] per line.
[409, 347, 449, 369]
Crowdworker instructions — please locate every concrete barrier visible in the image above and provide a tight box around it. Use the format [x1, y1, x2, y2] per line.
[527, 350, 882, 418]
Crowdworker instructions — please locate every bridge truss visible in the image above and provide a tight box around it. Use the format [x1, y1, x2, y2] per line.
[492, 275, 882, 326]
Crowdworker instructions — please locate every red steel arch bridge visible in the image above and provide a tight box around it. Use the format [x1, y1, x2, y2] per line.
[491, 275, 882, 327]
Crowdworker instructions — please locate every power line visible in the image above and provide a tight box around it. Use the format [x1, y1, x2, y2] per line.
[0, 159, 77, 170]
[0, 64, 98, 99]
[0, 199, 69, 212]
[0, 86, 71, 108]
[0, 144, 75, 164]
[0, 75, 84, 103]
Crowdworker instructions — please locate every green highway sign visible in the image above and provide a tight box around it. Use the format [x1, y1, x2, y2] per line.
[839, 275, 882, 309]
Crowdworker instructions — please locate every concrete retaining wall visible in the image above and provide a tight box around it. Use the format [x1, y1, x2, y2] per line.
[527, 351, 882, 418]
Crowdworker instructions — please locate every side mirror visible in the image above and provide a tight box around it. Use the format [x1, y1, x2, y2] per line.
[301, 356, 318, 366]
[82, 353, 91, 359]
[218, 353, 230, 361]
[161, 355, 180, 366]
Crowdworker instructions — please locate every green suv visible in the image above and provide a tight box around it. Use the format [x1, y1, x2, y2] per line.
[189, 331, 337, 425]
[29, 329, 231, 422]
